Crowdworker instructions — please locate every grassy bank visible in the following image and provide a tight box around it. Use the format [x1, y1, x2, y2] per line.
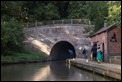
[1, 50, 48, 64]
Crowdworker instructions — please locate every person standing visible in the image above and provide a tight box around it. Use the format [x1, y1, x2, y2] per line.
[68, 49, 73, 55]
[82, 48, 87, 59]
[82, 48, 89, 62]
[68, 49, 75, 60]
[97, 46, 102, 63]
[91, 43, 97, 61]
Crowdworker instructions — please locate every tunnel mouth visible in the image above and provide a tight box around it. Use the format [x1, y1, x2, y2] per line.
[50, 41, 76, 61]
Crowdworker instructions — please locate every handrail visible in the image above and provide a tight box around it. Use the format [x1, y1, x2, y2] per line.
[22, 19, 93, 28]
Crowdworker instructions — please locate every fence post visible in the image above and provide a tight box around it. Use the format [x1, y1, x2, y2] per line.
[89, 20, 91, 28]
[53, 20, 54, 24]
[35, 21, 37, 27]
[89, 20, 91, 25]
[71, 19, 72, 24]
[27, 23, 28, 28]
[79, 19, 81, 24]
[62, 19, 64, 24]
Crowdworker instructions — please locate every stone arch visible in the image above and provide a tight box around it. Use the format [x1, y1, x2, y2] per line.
[49, 41, 76, 60]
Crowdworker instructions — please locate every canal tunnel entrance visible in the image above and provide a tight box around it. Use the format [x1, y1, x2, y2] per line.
[50, 41, 76, 60]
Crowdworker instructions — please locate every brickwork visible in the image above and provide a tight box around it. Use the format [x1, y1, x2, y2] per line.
[108, 26, 121, 54]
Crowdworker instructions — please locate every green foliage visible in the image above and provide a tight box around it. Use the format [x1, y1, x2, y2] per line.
[67, 1, 87, 19]
[67, 1, 108, 32]
[1, 50, 47, 63]
[52, 1, 70, 19]
[20, 1, 60, 22]
[34, 2, 60, 21]
[85, 1, 108, 32]
[106, 1, 121, 25]
[44, 3, 60, 20]
[2, 1, 120, 29]
[1, 17, 23, 55]
[1, 1, 26, 23]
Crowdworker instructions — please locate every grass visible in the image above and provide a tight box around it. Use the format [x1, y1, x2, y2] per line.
[1, 50, 48, 64]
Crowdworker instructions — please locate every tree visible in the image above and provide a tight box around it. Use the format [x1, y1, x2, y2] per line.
[67, 1, 87, 19]
[21, 1, 60, 22]
[106, 1, 121, 25]
[34, 2, 60, 21]
[52, 1, 70, 19]
[1, 1, 28, 23]
[85, 1, 108, 32]
[67, 1, 108, 32]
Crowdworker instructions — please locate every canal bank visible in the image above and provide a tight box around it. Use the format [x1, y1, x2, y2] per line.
[66, 58, 121, 80]
[1, 50, 48, 65]
[1, 58, 48, 65]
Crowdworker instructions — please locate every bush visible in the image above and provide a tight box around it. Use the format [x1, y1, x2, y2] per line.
[1, 17, 24, 55]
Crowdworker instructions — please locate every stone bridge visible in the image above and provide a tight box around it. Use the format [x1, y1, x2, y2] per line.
[23, 19, 93, 60]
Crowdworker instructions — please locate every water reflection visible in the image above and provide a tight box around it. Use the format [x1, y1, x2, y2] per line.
[32, 65, 50, 81]
[49, 61, 70, 80]
[1, 61, 114, 81]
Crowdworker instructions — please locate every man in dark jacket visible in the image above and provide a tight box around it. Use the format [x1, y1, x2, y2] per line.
[82, 48, 87, 59]
[91, 43, 97, 61]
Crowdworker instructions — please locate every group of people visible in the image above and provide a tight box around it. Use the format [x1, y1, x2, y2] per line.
[82, 43, 103, 63]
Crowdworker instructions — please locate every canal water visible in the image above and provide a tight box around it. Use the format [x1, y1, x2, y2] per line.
[1, 61, 114, 81]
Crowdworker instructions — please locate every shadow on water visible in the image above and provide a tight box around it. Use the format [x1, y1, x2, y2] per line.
[49, 60, 70, 79]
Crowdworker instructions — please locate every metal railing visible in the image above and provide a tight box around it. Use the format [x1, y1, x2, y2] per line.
[23, 19, 92, 28]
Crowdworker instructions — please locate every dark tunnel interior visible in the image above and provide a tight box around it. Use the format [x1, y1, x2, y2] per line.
[50, 41, 76, 60]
